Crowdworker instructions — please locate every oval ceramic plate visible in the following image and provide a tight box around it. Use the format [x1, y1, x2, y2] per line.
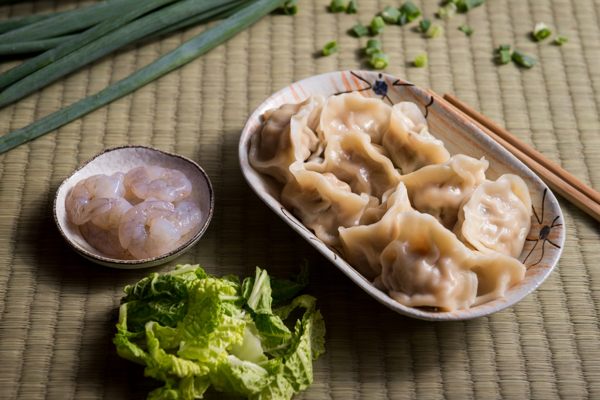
[239, 70, 566, 321]
[54, 145, 214, 269]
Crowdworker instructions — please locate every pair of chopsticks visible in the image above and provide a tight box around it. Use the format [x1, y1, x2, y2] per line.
[441, 93, 600, 223]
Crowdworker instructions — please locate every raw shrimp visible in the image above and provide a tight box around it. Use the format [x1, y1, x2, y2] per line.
[66, 173, 127, 225]
[172, 200, 202, 235]
[124, 166, 192, 203]
[79, 222, 131, 259]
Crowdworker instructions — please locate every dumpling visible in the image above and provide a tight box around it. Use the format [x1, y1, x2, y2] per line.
[455, 174, 533, 258]
[319, 92, 391, 143]
[306, 129, 401, 198]
[382, 102, 450, 174]
[281, 162, 374, 246]
[398, 154, 489, 228]
[373, 211, 526, 311]
[249, 96, 324, 183]
[339, 183, 412, 278]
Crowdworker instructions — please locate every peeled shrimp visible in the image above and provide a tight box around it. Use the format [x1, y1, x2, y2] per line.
[79, 222, 131, 259]
[66, 173, 127, 225]
[124, 166, 192, 203]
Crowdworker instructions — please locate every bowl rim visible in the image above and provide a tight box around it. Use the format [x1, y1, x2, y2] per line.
[238, 69, 565, 321]
[53, 144, 215, 268]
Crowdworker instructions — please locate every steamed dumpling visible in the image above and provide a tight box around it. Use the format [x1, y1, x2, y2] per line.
[373, 211, 525, 311]
[281, 162, 374, 246]
[306, 129, 401, 198]
[249, 96, 324, 183]
[319, 92, 391, 143]
[339, 183, 413, 278]
[455, 174, 533, 257]
[382, 102, 450, 174]
[398, 154, 489, 228]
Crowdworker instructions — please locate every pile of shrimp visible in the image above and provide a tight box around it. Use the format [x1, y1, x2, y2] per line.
[66, 165, 202, 259]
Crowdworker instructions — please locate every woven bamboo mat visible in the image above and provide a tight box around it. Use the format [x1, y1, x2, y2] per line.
[1, 0, 599, 399]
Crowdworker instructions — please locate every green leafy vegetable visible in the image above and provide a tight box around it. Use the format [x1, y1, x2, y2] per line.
[350, 23, 369, 37]
[369, 52, 389, 69]
[381, 6, 401, 24]
[370, 15, 385, 35]
[413, 53, 428, 67]
[398, 1, 421, 25]
[346, 0, 358, 14]
[512, 49, 537, 68]
[419, 18, 431, 33]
[114, 264, 325, 400]
[322, 40, 338, 56]
[495, 44, 512, 64]
[458, 24, 474, 36]
[437, 2, 457, 19]
[532, 22, 552, 41]
[553, 34, 568, 46]
[328, 0, 346, 13]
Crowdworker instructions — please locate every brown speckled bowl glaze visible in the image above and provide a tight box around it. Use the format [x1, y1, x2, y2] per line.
[239, 70, 565, 321]
[54, 145, 214, 269]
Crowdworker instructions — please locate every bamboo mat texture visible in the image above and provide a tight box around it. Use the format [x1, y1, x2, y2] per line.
[1, 0, 600, 399]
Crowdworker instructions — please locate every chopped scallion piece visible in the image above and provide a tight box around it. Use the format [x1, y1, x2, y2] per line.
[322, 40, 338, 56]
[370, 16, 385, 35]
[381, 6, 401, 24]
[351, 23, 369, 37]
[398, 1, 421, 25]
[512, 50, 536, 68]
[495, 44, 512, 64]
[454, 0, 485, 13]
[370, 52, 389, 69]
[413, 53, 428, 67]
[346, 0, 358, 14]
[436, 3, 457, 19]
[458, 24, 474, 36]
[329, 0, 346, 13]
[532, 22, 552, 41]
[426, 24, 444, 38]
[553, 34, 568, 46]
[278, 0, 298, 15]
[365, 38, 382, 55]
[419, 18, 431, 33]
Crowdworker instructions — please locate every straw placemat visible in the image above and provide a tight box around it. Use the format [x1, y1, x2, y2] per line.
[0, 0, 599, 399]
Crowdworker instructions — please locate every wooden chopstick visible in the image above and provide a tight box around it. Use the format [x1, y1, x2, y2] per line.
[441, 93, 600, 222]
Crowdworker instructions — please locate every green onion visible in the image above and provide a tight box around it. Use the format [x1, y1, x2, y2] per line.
[436, 3, 457, 19]
[0, 0, 178, 93]
[0, 0, 287, 155]
[413, 53, 428, 67]
[512, 50, 537, 68]
[0, 0, 240, 108]
[398, 1, 421, 25]
[369, 52, 389, 69]
[381, 6, 401, 24]
[419, 18, 431, 33]
[553, 34, 568, 46]
[0, 0, 135, 43]
[365, 39, 382, 55]
[532, 22, 552, 41]
[426, 24, 444, 38]
[0, 10, 66, 35]
[277, 0, 298, 15]
[351, 23, 369, 37]
[322, 40, 338, 56]
[454, 0, 485, 12]
[346, 0, 358, 14]
[458, 24, 474, 36]
[0, 35, 77, 56]
[329, 0, 346, 12]
[495, 44, 512, 64]
[370, 16, 385, 35]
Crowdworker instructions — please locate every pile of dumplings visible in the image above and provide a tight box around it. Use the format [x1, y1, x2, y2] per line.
[249, 93, 533, 312]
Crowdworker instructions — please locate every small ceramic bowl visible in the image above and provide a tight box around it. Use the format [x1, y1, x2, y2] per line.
[239, 70, 566, 321]
[54, 145, 214, 269]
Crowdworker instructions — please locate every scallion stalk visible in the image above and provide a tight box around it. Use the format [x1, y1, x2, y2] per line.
[0, 0, 287, 154]
[398, 1, 421, 25]
[512, 50, 536, 68]
[369, 52, 388, 69]
[322, 40, 338, 56]
[495, 44, 512, 64]
[370, 16, 385, 35]
[381, 6, 401, 24]
[436, 3, 457, 19]
[553, 35, 568, 46]
[532, 22, 551, 41]
[0, 10, 66, 35]
[350, 23, 369, 37]
[458, 24, 474, 36]
[0, 35, 78, 56]
[0, 0, 241, 109]
[328, 0, 346, 13]
[413, 53, 428, 67]
[346, 0, 357, 14]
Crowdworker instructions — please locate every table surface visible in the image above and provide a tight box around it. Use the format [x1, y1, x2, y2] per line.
[1, 0, 599, 399]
